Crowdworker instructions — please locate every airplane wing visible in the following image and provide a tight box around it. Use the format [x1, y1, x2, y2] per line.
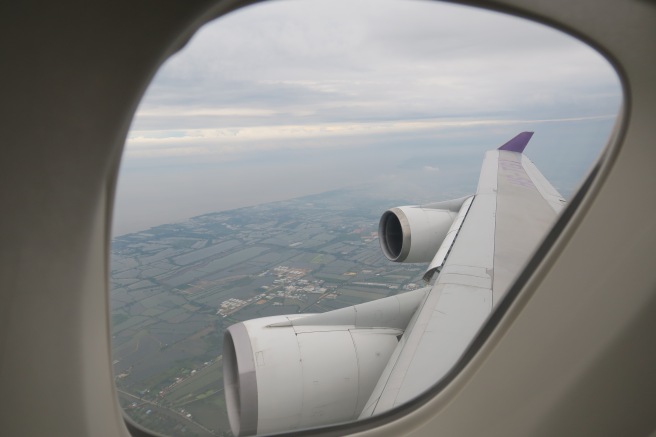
[360, 132, 565, 416]
[223, 132, 566, 436]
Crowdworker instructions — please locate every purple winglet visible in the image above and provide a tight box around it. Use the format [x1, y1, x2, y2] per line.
[498, 131, 534, 153]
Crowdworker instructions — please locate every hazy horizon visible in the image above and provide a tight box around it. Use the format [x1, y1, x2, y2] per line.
[112, 0, 621, 236]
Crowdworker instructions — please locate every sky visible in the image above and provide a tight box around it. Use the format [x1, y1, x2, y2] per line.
[113, 0, 622, 236]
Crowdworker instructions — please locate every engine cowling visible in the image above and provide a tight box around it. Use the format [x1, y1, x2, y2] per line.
[378, 205, 457, 263]
[224, 317, 401, 436]
[223, 287, 428, 436]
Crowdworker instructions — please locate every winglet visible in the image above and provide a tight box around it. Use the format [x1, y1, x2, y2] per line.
[498, 131, 534, 153]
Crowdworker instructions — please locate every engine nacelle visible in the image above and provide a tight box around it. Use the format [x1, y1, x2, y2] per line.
[379, 205, 457, 263]
[224, 316, 401, 436]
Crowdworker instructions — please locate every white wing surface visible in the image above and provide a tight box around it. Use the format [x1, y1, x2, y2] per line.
[361, 132, 565, 416]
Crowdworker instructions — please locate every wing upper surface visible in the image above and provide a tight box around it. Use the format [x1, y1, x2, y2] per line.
[361, 145, 565, 417]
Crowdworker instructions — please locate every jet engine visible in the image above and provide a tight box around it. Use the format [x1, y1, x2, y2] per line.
[378, 197, 469, 263]
[223, 288, 427, 436]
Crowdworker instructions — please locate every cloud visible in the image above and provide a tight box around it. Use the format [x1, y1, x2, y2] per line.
[115, 0, 623, 234]
[130, 0, 620, 134]
[125, 114, 616, 158]
[135, 107, 282, 118]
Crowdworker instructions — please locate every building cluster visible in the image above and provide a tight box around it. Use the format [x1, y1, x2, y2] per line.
[269, 265, 329, 298]
[217, 265, 332, 317]
[217, 294, 267, 317]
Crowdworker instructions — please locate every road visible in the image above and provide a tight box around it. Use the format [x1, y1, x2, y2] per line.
[118, 389, 218, 436]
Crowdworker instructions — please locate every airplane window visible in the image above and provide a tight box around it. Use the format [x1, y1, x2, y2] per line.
[110, 0, 621, 436]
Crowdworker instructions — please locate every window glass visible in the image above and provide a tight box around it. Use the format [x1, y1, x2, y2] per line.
[111, 1, 621, 436]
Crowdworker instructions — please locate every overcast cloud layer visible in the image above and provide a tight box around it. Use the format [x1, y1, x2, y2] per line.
[114, 0, 621, 236]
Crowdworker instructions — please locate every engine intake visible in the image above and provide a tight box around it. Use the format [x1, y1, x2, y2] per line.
[379, 205, 457, 263]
